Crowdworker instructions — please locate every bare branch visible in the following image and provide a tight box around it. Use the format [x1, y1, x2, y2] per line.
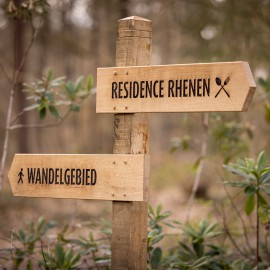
[14, 17, 43, 83]
[219, 201, 247, 257]
[0, 17, 43, 190]
[222, 183, 253, 253]
[9, 109, 72, 130]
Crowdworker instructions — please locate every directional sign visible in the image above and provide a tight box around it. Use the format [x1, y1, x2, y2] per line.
[96, 61, 256, 113]
[8, 154, 149, 201]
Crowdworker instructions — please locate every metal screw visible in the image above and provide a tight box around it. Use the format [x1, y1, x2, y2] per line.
[125, 106, 128, 110]
[114, 71, 117, 76]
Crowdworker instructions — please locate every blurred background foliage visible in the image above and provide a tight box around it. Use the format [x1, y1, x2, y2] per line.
[0, 0, 270, 267]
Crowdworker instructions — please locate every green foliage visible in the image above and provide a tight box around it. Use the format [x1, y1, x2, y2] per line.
[164, 221, 227, 270]
[170, 135, 191, 153]
[213, 117, 253, 163]
[23, 70, 94, 120]
[258, 77, 270, 123]
[6, 0, 50, 21]
[148, 204, 174, 269]
[3, 217, 111, 270]
[223, 151, 270, 221]
[2, 202, 270, 269]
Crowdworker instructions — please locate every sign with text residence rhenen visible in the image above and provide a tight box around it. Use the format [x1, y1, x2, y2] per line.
[96, 61, 256, 113]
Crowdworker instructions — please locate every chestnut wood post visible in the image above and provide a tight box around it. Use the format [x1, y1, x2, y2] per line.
[112, 16, 152, 269]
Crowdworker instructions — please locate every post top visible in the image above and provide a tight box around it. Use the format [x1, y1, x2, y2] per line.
[118, 16, 152, 31]
[118, 16, 151, 22]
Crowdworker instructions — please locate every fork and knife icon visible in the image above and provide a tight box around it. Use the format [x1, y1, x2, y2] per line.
[215, 77, 230, 98]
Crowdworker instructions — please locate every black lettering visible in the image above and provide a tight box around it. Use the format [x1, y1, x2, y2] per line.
[82, 169, 85, 185]
[153, 80, 159, 97]
[64, 169, 70, 185]
[183, 79, 188, 97]
[60, 169, 64, 184]
[176, 80, 182, 97]
[71, 169, 75, 185]
[35, 169, 41, 184]
[159, 80, 164, 97]
[86, 169, 90, 185]
[197, 79, 202, 97]
[140, 81, 145, 98]
[76, 169, 82, 185]
[91, 169, 97, 185]
[168, 80, 174, 97]
[189, 79, 196, 96]
[203, 78, 210, 96]
[112, 82, 118, 99]
[42, 168, 48, 184]
[145, 81, 152, 98]
[119, 82, 123, 99]
[123, 82, 129, 98]
[49, 168, 54, 184]
[55, 168, 59, 184]
[27, 168, 35, 184]
[133, 81, 139, 98]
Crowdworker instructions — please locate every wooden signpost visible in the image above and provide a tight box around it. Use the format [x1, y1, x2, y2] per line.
[8, 16, 256, 270]
[97, 61, 256, 113]
[8, 154, 149, 201]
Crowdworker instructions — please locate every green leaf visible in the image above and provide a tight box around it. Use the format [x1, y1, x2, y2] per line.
[49, 106, 60, 118]
[257, 151, 266, 173]
[245, 194, 255, 215]
[223, 165, 255, 181]
[156, 204, 162, 216]
[265, 103, 270, 123]
[87, 75, 93, 90]
[39, 107, 46, 120]
[47, 69, 52, 82]
[55, 244, 64, 267]
[260, 172, 270, 184]
[75, 76, 84, 92]
[224, 181, 249, 188]
[244, 186, 256, 196]
[151, 247, 162, 269]
[37, 217, 45, 234]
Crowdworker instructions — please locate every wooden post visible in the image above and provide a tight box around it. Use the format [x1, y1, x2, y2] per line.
[112, 16, 152, 269]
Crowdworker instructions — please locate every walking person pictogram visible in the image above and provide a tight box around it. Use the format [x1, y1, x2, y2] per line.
[18, 168, 24, 184]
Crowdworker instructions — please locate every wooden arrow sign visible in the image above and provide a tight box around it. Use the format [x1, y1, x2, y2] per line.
[8, 154, 149, 201]
[96, 61, 256, 113]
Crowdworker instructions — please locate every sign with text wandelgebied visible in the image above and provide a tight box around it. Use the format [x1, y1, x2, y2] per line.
[8, 154, 149, 201]
[96, 61, 256, 113]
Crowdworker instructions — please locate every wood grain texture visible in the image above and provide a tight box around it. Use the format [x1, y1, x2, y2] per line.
[8, 154, 148, 201]
[111, 16, 151, 270]
[97, 61, 256, 113]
